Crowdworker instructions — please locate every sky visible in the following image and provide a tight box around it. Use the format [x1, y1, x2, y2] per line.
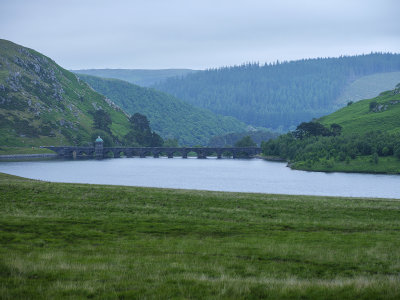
[1, 0, 399, 70]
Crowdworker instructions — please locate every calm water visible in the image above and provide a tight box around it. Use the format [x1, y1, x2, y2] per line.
[0, 158, 399, 199]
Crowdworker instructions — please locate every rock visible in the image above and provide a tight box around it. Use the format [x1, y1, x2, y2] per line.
[92, 102, 101, 110]
[372, 104, 388, 112]
[33, 63, 40, 73]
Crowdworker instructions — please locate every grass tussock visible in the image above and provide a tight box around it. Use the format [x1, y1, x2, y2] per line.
[1, 172, 400, 299]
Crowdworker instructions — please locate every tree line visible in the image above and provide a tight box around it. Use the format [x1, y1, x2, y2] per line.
[78, 74, 246, 146]
[262, 121, 400, 166]
[154, 53, 400, 130]
[91, 110, 163, 147]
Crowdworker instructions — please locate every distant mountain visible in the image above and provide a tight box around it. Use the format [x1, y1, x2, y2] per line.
[153, 53, 400, 131]
[76, 74, 247, 145]
[0, 39, 131, 147]
[320, 83, 400, 135]
[72, 69, 197, 87]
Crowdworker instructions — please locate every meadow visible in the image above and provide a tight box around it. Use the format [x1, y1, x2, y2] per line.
[0, 147, 55, 156]
[1, 172, 400, 299]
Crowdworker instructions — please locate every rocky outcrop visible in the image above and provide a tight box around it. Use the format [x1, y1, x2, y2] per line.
[0, 39, 131, 146]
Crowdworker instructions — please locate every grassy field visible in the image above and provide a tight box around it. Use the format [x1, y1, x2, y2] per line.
[0, 147, 55, 156]
[320, 88, 400, 135]
[1, 172, 400, 299]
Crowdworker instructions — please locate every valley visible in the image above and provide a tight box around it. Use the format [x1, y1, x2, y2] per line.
[75, 74, 247, 145]
[2, 1, 400, 298]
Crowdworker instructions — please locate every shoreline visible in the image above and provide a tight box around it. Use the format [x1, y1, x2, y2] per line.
[261, 155, 400, 175]
[0, 153, 58, 160]
[0, 171, 398, 200]
[3, 153, 398, 175]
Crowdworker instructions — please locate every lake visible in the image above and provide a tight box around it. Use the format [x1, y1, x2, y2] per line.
[0, 157, 399, 199]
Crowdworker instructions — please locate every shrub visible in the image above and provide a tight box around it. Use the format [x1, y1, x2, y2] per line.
[371, 152, 379, 164]
[394, 144, 400, 159]
[235, 136, 257, 147]
[369, 101, 378, 111]
[382, 147, 390, 156]
[337, 152, 346, 161]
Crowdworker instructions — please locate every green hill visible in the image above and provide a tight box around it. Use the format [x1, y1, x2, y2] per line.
[0, 39, 130, 147]
[76, 74, 247, 146]
[320, 83, 400, 134]
[72, 69, 197, 87]
[262, 83, 400, 174]
[154, 54, 400, 131]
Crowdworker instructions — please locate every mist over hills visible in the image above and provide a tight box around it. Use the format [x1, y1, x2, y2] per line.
[153, 53, 400, 131]
[72, 69, 197, 87]
[3, 37, 400, 149]
[76, 74, 247, 146]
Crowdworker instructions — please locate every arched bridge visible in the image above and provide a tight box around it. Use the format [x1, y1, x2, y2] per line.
[43, 146, 262, 159]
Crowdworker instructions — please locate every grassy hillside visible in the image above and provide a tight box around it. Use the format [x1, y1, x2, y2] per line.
[262, 84, 400, 174]
[0, 39, 130, 147]
[336, 71, 400, 105]
[154, 54, 400, 131]
[77, 74, 247, 146]
[72, 68, 197, 87]
[320, 83, 400, 134]
[0, 146, 54, 155]
[1, 172, 400, 298]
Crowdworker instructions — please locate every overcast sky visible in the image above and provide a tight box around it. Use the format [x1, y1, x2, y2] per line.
[1, 0, 399, 70]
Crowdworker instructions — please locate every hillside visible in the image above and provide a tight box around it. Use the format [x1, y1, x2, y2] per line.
[0, 39, 131, 147]
[320, 83, 400, 134]
[154, 54, 400, 131]
[76, 74, 247, 145]
[72, 69, 197, 87]
[336, 71, 400, 105]
[262, 83, 400, 174]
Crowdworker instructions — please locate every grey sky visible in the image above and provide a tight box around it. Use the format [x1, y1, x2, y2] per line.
[1, 0, 399, 69]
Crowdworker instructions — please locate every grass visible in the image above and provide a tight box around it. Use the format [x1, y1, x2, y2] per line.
[0, 147, 55, 155]
[321, 88, 400, 135]
[1, 172, 400, 299]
